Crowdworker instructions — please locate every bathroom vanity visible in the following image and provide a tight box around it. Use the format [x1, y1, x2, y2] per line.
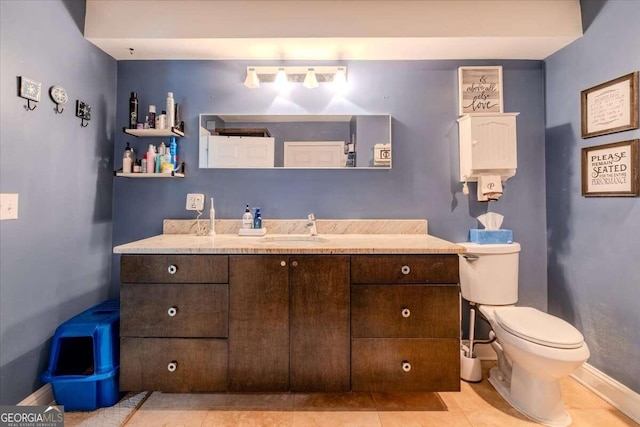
[114, 220, 464, 393]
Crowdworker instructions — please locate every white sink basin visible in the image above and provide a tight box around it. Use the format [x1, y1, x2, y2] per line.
[260, 235, 328, 245]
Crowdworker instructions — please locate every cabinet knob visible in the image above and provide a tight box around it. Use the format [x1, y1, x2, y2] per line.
[401, 308, 411, 318]
[167, 264, 178, 275]
[291, 260, 298, 267]
[402, 361, 412, 372]
[280, 260, 286, 267]
[401, 265, 411, 275]
[167, 306, 178, 317]
[167, 361, 178, 372]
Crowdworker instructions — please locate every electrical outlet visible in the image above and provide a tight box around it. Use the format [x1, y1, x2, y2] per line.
[186, 193, 204, 211]
[0, 193, 19, 220]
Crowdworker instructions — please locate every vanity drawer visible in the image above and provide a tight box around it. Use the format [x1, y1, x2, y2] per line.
[351, 285, 459, 338]
[121, 255, 228, 284]
[121, 283, 228, 338]
[351, 255, 458, 284]
[351, 338, 460, 392]
[120, 338, 228, 392]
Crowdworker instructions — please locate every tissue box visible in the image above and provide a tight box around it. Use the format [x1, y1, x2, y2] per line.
[469, 229, 513, 244]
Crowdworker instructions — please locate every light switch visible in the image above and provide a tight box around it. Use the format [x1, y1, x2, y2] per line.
[0, 193, 19, 220]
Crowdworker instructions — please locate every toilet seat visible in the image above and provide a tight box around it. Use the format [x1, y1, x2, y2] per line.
[494, 307, 584, 349]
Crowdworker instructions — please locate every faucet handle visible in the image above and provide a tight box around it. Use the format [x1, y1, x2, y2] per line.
[307, 213, 315, 221]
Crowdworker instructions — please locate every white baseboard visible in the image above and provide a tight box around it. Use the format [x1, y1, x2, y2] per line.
[462, 340, 497, 360]
[571, 363, 639, 424]
[17, 384, 54, 406]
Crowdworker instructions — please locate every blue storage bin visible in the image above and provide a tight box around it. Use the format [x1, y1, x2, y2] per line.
[469, 229, 513, 244]
[41, 300, 122, 411]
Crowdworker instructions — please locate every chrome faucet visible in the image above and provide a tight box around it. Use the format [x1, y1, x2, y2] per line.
[306, 213, 318, 236]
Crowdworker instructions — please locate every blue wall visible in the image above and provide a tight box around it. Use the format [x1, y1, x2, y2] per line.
[0, 0, 116, 403]
[545, 0, 640, 392]
[113, 60, 548, 312]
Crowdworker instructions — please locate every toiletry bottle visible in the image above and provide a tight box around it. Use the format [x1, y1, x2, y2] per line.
[155, 149, 161, 173]
[159, 141, 166, 156]
[169, 136, 178, 169]
[158, 111, 167, 129]
[208, 198, 216, 236]
[166, 92, 175, 128]
[129, 92, 138, 129]
[242, 205, 253, 229]
[146, 144, 156, 174]
[143, 115, 150, 129]
[253, 207, 262, 229]
[141, 152, 148, 173]
[174, 103, 180, 130]
[123, 142, 133, 173]
[148, 105, 156, 129]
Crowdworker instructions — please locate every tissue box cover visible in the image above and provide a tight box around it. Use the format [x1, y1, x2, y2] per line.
[469, 229, 513, 244]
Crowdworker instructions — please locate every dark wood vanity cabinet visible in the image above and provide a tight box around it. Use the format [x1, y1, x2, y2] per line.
[120, 253, 459, 393]
[119, 255, 229, 392]
[350, 255, 460, 392]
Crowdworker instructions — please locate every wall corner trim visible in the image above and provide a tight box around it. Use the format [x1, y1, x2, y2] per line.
[17, 384, 54, 406]
[571, 363, 640, 424]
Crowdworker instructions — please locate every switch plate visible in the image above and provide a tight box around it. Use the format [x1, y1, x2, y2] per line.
[0, 193, 19, 220]
[186, 193, 204, 211]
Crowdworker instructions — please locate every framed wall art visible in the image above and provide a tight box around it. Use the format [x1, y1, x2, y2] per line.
[581, 139, 639, 197]
[581, 72, 638, 138]
[458, 66, 503, 116]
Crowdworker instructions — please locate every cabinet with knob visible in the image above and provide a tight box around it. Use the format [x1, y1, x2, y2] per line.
[350, 255, 460, 392]
[228, 255, 350, 392]
[119, 255, 229, 392]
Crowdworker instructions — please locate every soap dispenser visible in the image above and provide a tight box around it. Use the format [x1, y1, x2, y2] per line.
[242, 205, 253, 229]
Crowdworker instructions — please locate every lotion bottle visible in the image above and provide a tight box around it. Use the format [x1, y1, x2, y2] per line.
[242, 205, 253, 229]
[208, 198, 216, 236]
[123, 142, 133, 173]
[146, 144, 156, 174]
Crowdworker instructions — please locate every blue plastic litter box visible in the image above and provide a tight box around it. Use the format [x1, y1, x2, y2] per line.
[40, 300, 122, 411]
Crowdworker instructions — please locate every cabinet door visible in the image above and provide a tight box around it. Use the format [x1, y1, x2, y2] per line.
[290, 255, 350, 392]
[229, 255, 289, 391]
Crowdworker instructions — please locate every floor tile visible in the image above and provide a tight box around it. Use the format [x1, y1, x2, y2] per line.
[213, 393, 295, 410]
[567, 408, 640, 427]
[449, 379, 512, 412]
[294, 393, 376, 411]
[124, 408, 209, 427]
[378, 410, 473, 427]
[460, 406, 540, 427]
[372, 392, 448, 411]
[292, 411, 381, 427]
[203, 410, 294, 427]
[561, 376, 616, 409]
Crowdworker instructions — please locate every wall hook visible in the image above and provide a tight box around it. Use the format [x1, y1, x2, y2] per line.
[54, 104, 64, 114]
[24, 99, 37, 111]
[80, 118, 89, 127]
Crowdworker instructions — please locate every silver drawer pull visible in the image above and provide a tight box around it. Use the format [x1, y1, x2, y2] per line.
[167, 361, 178, 372]
[401, 308, 411, 318]
[402, 361, 412, 372]
[167, 306, 178, 317]
[280, 260, 286, 267]
[401, 265, 411, 275]
[167, 264, 178, 275]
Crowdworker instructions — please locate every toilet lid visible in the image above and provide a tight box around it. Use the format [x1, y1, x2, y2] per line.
[494, 307, 585, 349]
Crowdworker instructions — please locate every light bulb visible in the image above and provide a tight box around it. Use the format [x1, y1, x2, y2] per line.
[303, 68, 319, 89]
[275, 68, 288, 86]
[244, 68, 260, 88]
[333, 68, 347, 89]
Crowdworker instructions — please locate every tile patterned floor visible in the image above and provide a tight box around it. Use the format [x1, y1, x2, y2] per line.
[65, 362, 639, 427]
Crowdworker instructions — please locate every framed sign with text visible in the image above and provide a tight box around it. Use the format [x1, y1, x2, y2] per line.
[458, 66, 503, 116]
[581, 72, 638, 138]
[581, 139, 639, 197]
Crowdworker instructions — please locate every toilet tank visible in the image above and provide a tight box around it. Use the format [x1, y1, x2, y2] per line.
[458, 242, 520, 305]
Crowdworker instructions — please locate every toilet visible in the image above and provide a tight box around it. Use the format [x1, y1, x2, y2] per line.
[458, 242, 590, 427]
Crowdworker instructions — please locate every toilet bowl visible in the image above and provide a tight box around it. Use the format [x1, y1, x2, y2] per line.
[480, 306, 590, 427]
[457, 242, 590, 427]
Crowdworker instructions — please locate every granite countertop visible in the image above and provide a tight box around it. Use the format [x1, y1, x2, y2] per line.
[113, 220, 466, 255]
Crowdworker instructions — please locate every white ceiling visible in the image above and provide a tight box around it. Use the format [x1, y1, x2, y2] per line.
[85, 0, 583, 61]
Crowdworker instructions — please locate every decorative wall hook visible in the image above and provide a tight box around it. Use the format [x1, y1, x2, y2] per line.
[76, 100, 91, 127]
[19, 76, 41, 111]
[50, 85, 68, 114]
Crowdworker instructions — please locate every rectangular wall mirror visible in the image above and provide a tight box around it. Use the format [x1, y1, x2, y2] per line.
[198, 114, 392, 169]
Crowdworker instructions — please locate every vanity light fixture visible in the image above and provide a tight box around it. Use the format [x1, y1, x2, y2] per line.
[243, 66, 347, 89]
[303, 68, 319, 89]
[244, 67, 260, 88]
